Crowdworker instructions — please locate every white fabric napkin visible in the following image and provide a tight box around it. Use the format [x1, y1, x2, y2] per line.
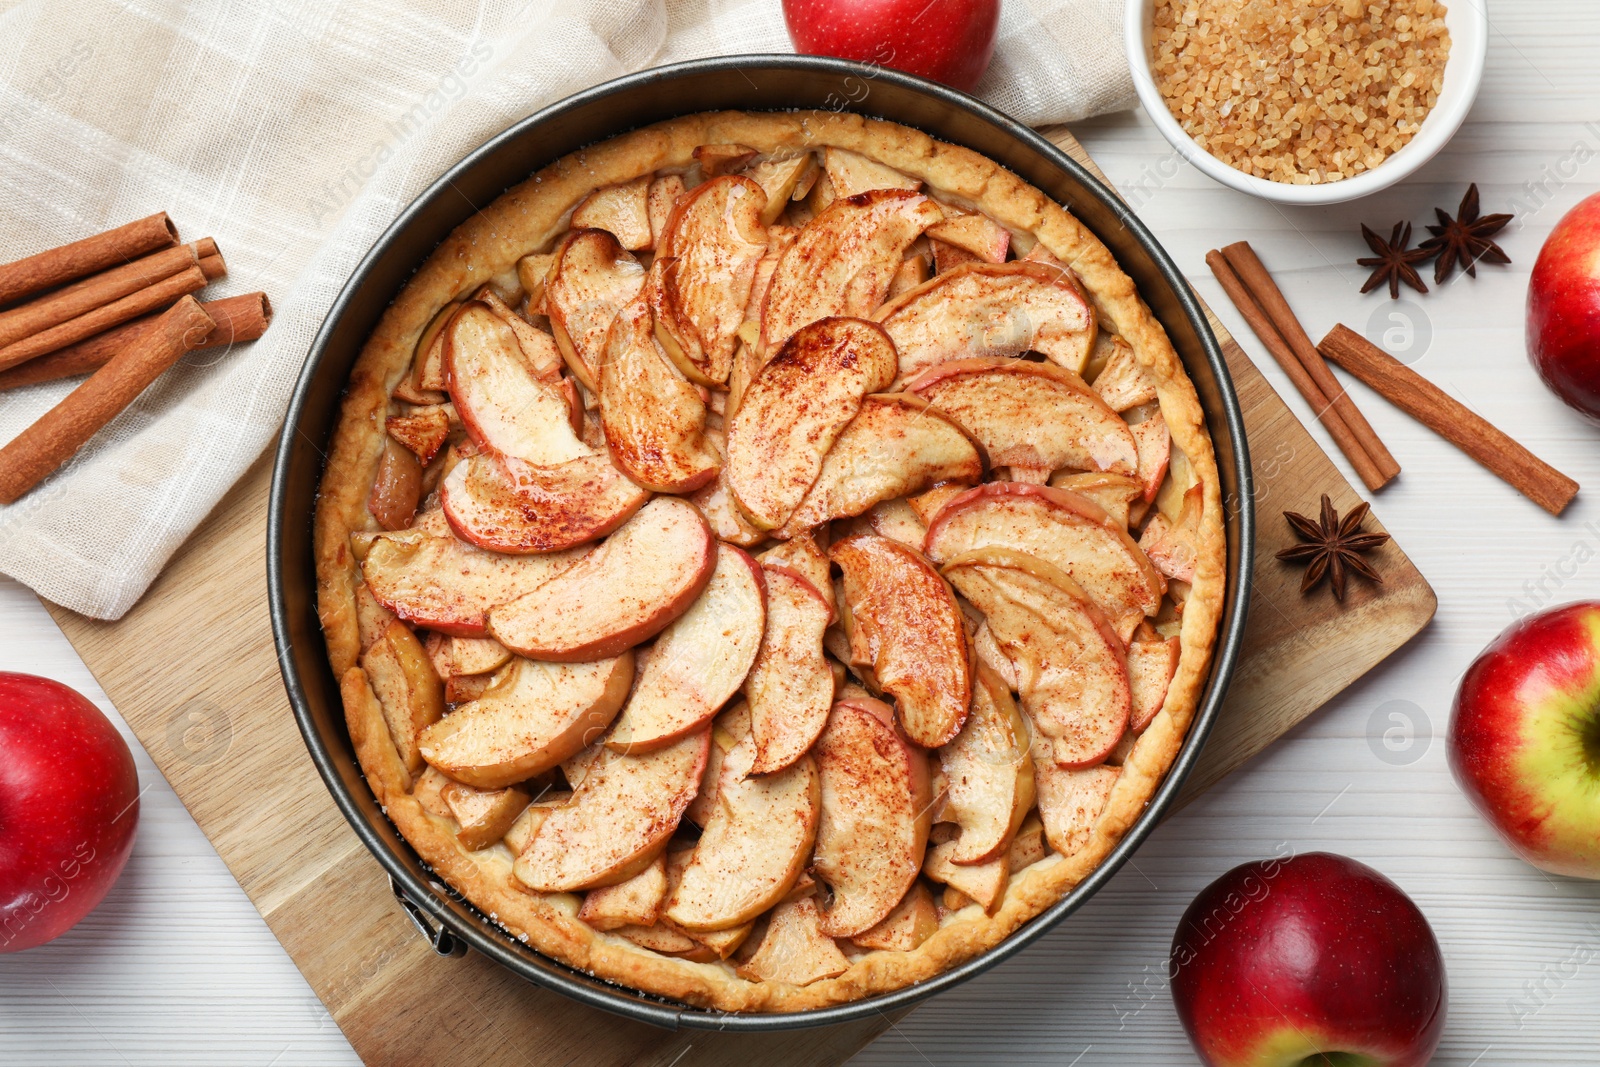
[0, 0, 1133, 620]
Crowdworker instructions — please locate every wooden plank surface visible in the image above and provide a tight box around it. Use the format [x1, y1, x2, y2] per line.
[42, 126, 1434, 1067]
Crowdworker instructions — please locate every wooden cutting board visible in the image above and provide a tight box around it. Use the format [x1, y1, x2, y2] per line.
[43, 127, 1435, 1067]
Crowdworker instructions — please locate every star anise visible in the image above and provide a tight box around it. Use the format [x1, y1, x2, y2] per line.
[1276, 495, 1390, 602]
[1419, 183, 1512, 283]
[1358, 221, 1432, 299]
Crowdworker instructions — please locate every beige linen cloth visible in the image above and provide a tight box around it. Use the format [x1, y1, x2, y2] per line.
[0, 0, 1133, 620]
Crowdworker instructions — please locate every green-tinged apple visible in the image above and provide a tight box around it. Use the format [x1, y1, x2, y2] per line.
[0, 674, 140, 953]
[1450, 601, 1600, 878]
[1171, 852, 1446, 1067]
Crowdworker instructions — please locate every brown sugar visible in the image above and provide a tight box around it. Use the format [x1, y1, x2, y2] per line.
[1151, 0, 1451, 185]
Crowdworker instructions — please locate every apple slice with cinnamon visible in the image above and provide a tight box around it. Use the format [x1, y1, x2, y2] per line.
[651, 175, 769, 387]
[1049, 470, 1145, 529]
[1128, 406, 1172, 502]
[513, 727, 709, 892]
[578, 852, 668, 930]
[831, 534, 972, 749]
[924, 835, 1009, 914]
[877, 261, 1097, 384]
[665, 733, 820, 932]
[757, 531, 834, 618]
[725, 317, 897, 530]
[685, 703, 751, 828]
[942, 546, 1131, 768]
[359, 511, 592, 637]
[1090, 334, 1157, 412]
[360, 618, 445, 777]
[386, 407, 452, 466]
[570, 176, 652, 251]
[1033, 756, 1120, 858]
[606, 544, 766, 754]
[743, 153, 818, 225]
[761, 189, 943, 353]
[489, 497, 716, 661]
[417, 653, 634, 789]
[859, 497, 928, 549]
[735, 896, 850, 985]
[599, 274, 721, 493]
[445, 302, 592, 467]
[545, 229, 647, 393]
[775, 394, 985, 538]
[474, 286, 563, 380]
[811, 697, 933, 937]
[441, 451, 648, 554]
[848, 882, 938, 952]
[924, 483, 1164, 642]
[822, 146, 921, 198]
[744, 564, 834, 774]
[1140, 481, 1205, 584]
[647, 175, 686, 246]
[925, 213, 1010, 263]
[440, 780, 531, 851]
[938, 665, 1036, 865]
[1127, 628, 1182, 732]
[906, 358, 1138, 477]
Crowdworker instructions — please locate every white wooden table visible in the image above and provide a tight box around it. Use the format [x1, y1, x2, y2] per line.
[5, 7, 1600, 1064]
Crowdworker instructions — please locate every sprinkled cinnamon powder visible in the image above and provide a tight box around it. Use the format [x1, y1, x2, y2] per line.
[1151, 0, 1451, 185]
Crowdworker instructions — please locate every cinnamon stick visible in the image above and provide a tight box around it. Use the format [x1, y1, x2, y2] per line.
[191, 238, 226, 281]
[1219, 242, 1402, 487]
[0, 213, 179, 307]
[1206, 250, 1393, 492]
[0, 293, 271, 392]
[1318, 324, 1580, 516]
[0, 243, 200, 351]
[0, 296, 216, 505]
[0, 263, 208, 372]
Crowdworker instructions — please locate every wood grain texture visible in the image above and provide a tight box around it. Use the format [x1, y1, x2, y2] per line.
[34, 125, 1433, 1066]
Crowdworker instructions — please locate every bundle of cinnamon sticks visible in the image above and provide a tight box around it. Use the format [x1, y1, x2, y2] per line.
[0, 213, 271, 504]
[1208, 240, 1578, 517]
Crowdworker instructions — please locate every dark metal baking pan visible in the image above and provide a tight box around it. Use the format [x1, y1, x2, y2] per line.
[268, 54, 1254, 1032]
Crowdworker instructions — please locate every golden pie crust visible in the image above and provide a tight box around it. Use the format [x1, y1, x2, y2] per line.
[313, 110, 1227, 1013]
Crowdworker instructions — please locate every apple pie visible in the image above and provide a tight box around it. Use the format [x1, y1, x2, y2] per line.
[314, 110, 1226, 1012]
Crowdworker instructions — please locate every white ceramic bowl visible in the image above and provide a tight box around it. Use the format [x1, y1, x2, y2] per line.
[1125, 0, 1488, 205]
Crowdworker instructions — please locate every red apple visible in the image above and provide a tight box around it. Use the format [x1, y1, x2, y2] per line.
[782, 0, 1000, 93]
[1171, 852, 1447, 1067]
[1528, 191, 1600, 422]
[1449, 601, 1600, 879]
[0, 673, 140, 953]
